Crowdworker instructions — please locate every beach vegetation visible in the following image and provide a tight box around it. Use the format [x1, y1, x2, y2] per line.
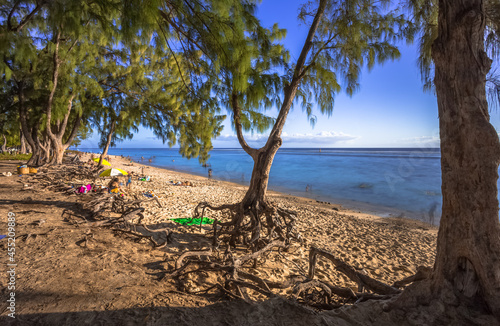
[0, 0, 224, 166]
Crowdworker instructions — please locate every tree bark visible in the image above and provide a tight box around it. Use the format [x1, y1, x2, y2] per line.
[241, 148, 277, 208]
[1, 134, 6, 152]
[98, 119, 116, 167]
[49, 113, 81, 165]
[17, 83, 38, 163]
[20, 128, 26, 154]
[430, 0, 500, 317]
[44, 29, 69, 165]
[37, 134, 50, 164]
[27, 134, 46, 166]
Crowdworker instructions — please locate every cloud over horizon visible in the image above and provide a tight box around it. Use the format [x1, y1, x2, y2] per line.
[213, 131, 360, 147]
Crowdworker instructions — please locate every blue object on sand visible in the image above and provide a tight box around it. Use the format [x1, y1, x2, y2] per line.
[0, 235, 6, 240]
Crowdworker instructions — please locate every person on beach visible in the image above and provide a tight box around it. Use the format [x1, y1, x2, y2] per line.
[208, 168, 213, 179]
[108, 177, 125, 194]
[126, 172, 133, 190]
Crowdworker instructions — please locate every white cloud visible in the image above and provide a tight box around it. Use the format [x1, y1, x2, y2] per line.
[281, 131, 359, 144]
[214, 134, 268, 142]
[214, 131, 360, 147]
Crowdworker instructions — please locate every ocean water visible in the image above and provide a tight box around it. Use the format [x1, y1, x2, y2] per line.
[81, 147, 499, 224]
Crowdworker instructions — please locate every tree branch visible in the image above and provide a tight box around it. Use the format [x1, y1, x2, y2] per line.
[57, 94, 75, 138]
[45, 29, 61, 142]
[63, 113, 82, 147]
[6, 1, 21, 32]
[264, 0, 327, 151]
[231, 93, 257, 159]
[299, 33, 339, 79]
[8, 0, 47, 33]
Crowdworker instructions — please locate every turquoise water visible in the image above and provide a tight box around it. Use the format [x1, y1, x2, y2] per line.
[80, 147, 500, 224]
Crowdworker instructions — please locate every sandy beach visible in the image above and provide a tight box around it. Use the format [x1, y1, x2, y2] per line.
[79, 153, 437, 287]
[0, 153, 438, 324]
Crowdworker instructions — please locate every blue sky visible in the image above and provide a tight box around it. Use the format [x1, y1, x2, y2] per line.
[79, 0, 500, 149]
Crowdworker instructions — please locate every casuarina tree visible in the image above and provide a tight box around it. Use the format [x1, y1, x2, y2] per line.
[387, 0, 500, 321]
[182, 0, 412, 248]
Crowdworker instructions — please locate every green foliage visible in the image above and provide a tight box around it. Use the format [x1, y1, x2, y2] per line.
[1, 0, 226, 164]
[294, 0, 414, 124]
[407, 0, 500, 107]
[0, 81, 21, 146]
[153, 0, 288, 137]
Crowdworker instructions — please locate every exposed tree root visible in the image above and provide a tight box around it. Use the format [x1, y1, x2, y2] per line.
[291, 246, 435, 309]
[392, 266, 432, 288]
[179, 197, 435, 308]
[308, 247, 401, 295]
[193, 200, 300, 250]
[17, 228, 58, 243]
[166, 241, 432, 308]
[165, 240, 287, 300]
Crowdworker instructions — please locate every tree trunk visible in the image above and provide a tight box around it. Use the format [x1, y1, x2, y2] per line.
[28, 132, 46, 167]
[99, 119, 116, 167]
[28, 146, 41, 166]
[242, 147, 279, 207]
[430, 0, 500, 317]
[51, 138, 66, 165]
[20, 128, 26, 154]
[44, 29, 69, 166]
[17, 82, 41, 165]
[1, 134, 6, 152]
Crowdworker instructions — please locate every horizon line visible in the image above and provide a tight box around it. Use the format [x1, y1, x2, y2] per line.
[73, 146, 441, 150]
